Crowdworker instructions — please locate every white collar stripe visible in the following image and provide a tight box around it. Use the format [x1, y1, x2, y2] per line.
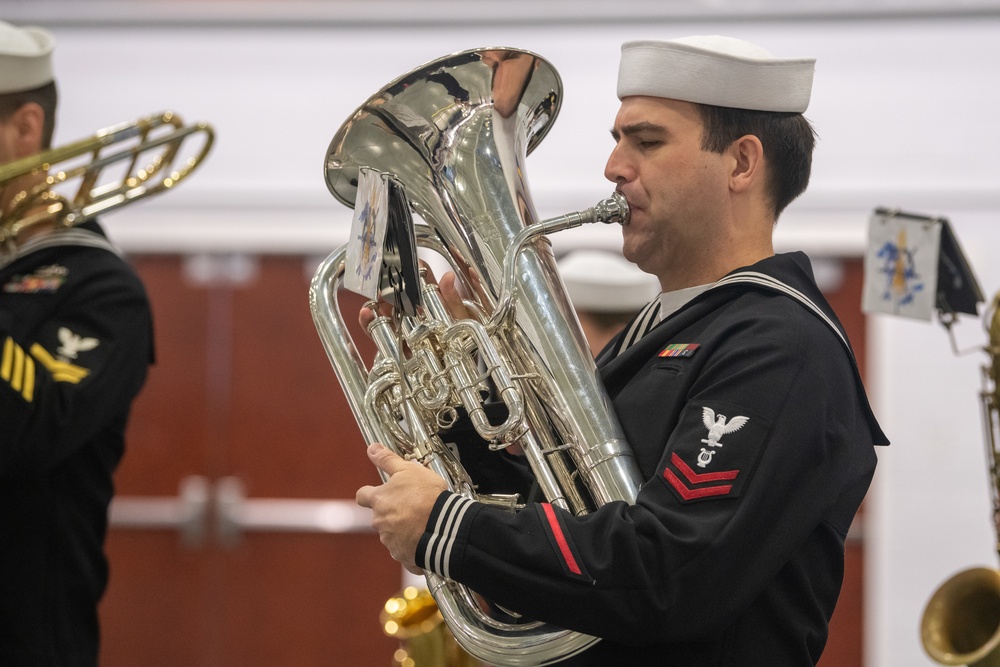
[1, 228, 121, 270]
[713, 271, 849, 350]
[617, 299, 661, 357]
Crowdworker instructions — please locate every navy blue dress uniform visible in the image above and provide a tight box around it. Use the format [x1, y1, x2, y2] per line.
[1, 22, 156, 665]
[351, 32, 891, 667]
[0, 221, 154, 665]
[418, 252, 887, 665]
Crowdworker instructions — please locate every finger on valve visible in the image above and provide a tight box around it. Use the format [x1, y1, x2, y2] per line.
[438, 271, 472, 320]
[358, 298, 393, 329]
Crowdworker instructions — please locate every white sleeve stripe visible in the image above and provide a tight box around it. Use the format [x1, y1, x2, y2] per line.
[438, 498, 473, 579]
[424, 493, 457, 567]
[423, 494, 476, 579]
[431, 494, 462, 575]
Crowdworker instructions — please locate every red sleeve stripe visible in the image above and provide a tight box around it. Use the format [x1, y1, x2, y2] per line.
[671, 452, 739, 482]
[541, 503, 582, 576]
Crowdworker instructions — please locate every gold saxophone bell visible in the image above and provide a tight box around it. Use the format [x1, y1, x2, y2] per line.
[382, 587, 483, 667]
[922, 293, 1000, 667]
[0, 110, 214, 246]
[921, 568, 1000, 667]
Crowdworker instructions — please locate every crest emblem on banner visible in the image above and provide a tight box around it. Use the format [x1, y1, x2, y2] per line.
[344, 167, 389, 300]
[862, 210, 939, 320]
[862, 208, 984, 322]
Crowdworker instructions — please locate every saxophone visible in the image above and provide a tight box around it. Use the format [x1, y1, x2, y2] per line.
[309, 48, 641, 666]
[921, 292, 1000, 667]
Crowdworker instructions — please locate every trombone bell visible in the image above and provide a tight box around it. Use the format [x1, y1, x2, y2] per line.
[0, 111, 214, 245]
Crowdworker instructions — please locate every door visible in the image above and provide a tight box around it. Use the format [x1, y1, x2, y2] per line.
[817, 257, 869, 667]
[99, 254, 400, 666]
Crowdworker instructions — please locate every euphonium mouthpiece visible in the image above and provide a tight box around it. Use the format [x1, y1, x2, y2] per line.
[595, 191, 630, 226]
[535, 191, 629, 233]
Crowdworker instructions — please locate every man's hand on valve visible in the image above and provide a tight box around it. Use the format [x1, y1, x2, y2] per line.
[355, 443, 448, 575]
[355, 262, 464, 575]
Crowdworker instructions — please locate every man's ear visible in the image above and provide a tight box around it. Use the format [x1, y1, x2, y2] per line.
[9, 102, 45, 158]
[728, 134, 764, 194]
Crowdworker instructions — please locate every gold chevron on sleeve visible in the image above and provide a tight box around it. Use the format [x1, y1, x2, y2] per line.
[30, 343, 91, 384]
[2, 336, 36, 402]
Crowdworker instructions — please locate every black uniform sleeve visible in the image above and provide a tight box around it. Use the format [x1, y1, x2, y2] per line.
[440, 401, 536, 498]
[415, 297, 877, 645]
[0, 250, 152, 474]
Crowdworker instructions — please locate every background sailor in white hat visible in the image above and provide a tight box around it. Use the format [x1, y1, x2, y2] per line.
[558, 248, 660, 356]
[359, 34, 888, 666]
[0, 20, 58, 229]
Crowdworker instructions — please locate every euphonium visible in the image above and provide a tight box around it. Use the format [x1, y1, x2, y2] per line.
[309, 48, 640, 666]
[0, 111, 214, 246]
[921, 292, 1000, 667]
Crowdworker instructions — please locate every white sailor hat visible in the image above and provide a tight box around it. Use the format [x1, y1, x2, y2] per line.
[0, 21, 55, 95]
[559, 250, 660, 312]
[617, 35, 815, 113]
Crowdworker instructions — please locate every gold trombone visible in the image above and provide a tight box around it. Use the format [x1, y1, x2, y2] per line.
[0, 110, 214, 245]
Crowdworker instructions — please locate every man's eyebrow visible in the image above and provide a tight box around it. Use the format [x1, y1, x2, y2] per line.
[610, 121, 667, 140]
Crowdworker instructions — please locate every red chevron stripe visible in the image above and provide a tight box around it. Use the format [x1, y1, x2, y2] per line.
[664, 469, 733, 500]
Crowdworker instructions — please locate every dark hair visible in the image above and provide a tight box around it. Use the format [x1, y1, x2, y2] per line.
[696, 104, 816, 221]
[0, 81, 58, 149]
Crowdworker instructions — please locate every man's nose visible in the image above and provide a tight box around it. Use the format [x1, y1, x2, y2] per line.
[604, 145, 631, 185]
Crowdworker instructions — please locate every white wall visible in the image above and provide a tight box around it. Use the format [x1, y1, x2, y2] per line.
[9, 4, 1000, 664]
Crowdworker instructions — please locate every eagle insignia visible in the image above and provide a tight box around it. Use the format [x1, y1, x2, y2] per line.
[57, 327, 99, 360]
[701, 407, 749, 448]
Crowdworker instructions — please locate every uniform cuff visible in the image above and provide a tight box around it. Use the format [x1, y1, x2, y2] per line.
[416, 491, 481, 580]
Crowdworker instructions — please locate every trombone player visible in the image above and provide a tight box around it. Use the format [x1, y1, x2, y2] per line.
[357, 35, 889, 664]
[0, 22, 154, 666]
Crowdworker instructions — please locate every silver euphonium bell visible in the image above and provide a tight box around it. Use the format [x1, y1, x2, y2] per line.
[309, 48, 642, 666]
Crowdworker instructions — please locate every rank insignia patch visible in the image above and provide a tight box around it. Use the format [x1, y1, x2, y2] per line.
[660, 402, 767, 503]
[3, 264, 68, 294]
[659, 343, 699, 358]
